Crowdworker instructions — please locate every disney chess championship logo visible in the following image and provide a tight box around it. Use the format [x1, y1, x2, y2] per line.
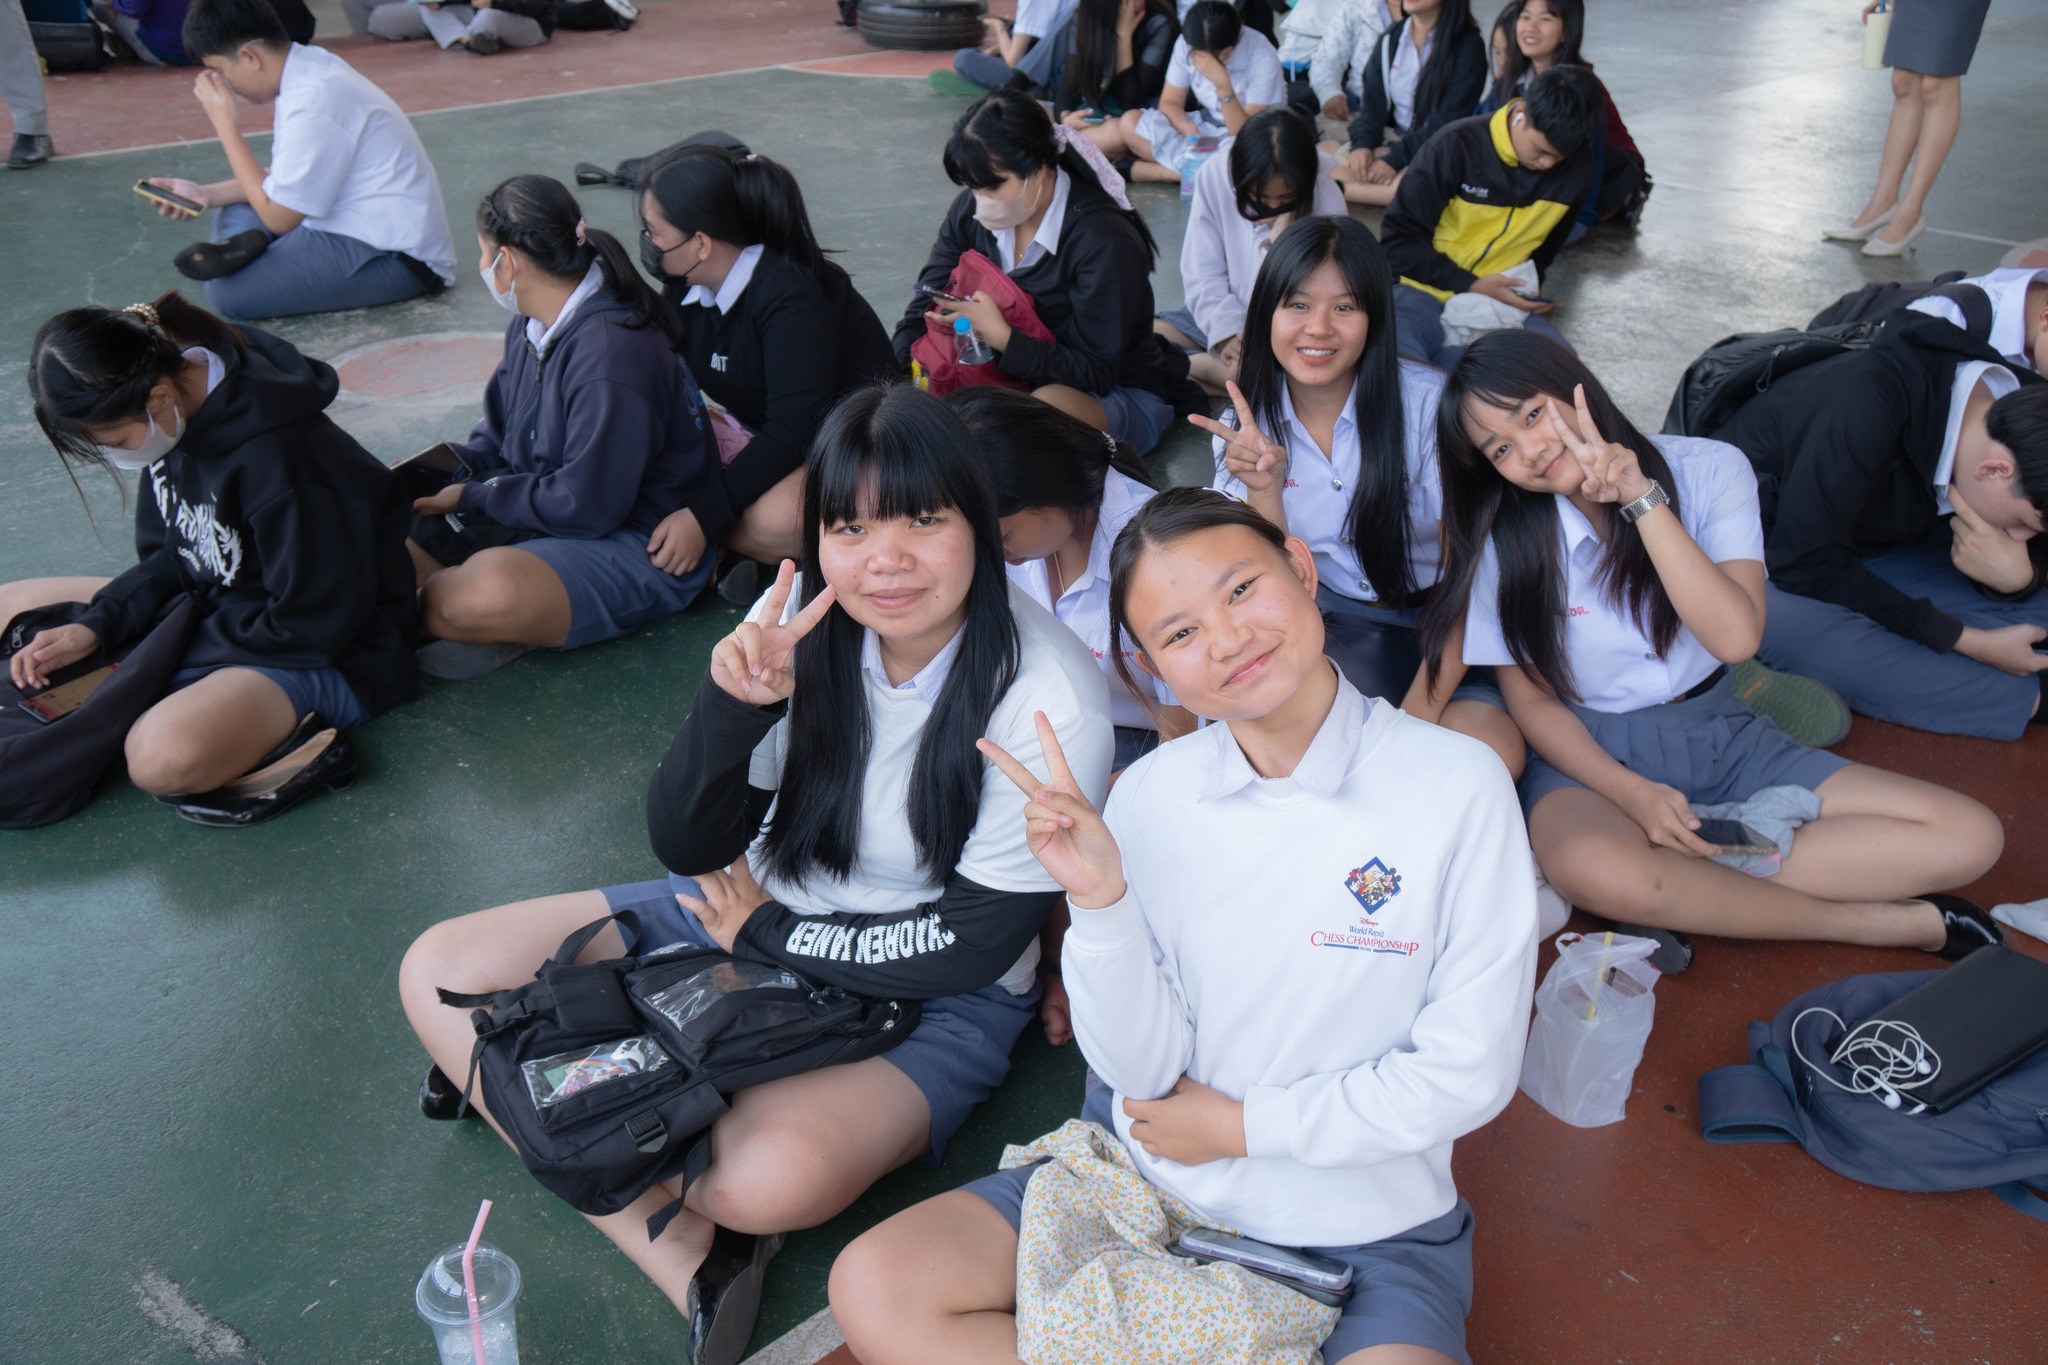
[1310, 858, 1420, 956]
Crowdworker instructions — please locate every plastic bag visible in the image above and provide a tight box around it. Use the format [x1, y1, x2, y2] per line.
[1519, 932, 1662, 1127]
[521, 1036, 671, 1110]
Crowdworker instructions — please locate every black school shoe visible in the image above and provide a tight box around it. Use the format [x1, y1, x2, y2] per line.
[1925, 894, 2005, 960]
[688, 1227, 784, 1365]
[420, 1063, 476, 1121]
[7, 134, 53, 169]
[163, 713, 356, 827]
[174, 228, 271, 282]
[1603, 921, 1695, 975]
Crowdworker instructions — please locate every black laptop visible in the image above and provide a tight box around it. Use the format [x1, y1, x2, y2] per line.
[1867, 947, 2048, 1113]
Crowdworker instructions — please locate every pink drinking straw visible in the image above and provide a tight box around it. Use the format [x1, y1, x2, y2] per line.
[462, 1199, 494, 1365]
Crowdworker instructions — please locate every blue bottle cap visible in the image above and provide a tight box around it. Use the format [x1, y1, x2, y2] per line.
[953, 316, 972, 334]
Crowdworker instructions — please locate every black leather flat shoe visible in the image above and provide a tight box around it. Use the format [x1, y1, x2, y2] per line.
[1925, 894, 2005, 960]
[1604, 921, 1694, 975]
[419, 1063, 473, 1121]
[174, 228, 271, 282]
[166, 717, 355, 827]
[687, 1227, 783, 1365]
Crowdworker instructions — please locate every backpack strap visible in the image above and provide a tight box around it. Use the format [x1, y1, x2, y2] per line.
[1987, 1181, 2048, 1222]
[644, 1136, 716, 1241]
[1698, 1064, 1804, 1145]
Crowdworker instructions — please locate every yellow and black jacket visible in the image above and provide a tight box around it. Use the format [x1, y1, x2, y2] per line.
[1381, 103, 1595, 303]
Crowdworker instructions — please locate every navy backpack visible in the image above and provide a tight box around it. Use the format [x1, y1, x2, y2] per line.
[1698, 970, 2048, 1220]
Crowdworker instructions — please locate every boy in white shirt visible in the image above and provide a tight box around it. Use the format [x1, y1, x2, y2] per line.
[141, 0, 457, 320]
[1906, 267, 2048, 376]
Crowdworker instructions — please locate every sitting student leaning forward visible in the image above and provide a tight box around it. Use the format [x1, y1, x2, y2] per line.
[832, 486, 1539, 1365]
[140, 0, 457, 320]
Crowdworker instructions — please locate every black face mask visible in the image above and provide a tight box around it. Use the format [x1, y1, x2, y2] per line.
[640, 228, 697, 286]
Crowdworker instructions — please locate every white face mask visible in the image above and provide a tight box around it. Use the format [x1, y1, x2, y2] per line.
[97, 400, 183, 470]
[481, 247, 521, 315]
[973, 174, 1045, 232]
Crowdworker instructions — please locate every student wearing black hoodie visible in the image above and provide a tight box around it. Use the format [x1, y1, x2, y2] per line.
[409, 175, 715, 680]
[5, 291, 418, 826]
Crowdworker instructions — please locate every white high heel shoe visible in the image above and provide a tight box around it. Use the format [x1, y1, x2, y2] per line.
[1862, 215, 1927, 257]
[1822, 205, 1895, 241]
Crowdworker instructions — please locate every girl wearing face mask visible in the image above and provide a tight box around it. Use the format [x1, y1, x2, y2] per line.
[637, 144, 895, 601]
[1157, 106, 1347, 395]
[400, 385, 1115, 1365]
[4, 291, 418, 825]
[895, 88, 1193, 454]
[1420, 330, 2008, 964]
[408, 175, 715, 680]
[832, 486, 1538, 1365]
[1475, 0, 1649, 233]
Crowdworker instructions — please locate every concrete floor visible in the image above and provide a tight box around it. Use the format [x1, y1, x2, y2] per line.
[2, 1, 2047, 1361]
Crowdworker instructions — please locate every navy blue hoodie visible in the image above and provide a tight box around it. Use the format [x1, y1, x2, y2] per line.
[75, 327, 421, 718]
[454, 288, 713, 540]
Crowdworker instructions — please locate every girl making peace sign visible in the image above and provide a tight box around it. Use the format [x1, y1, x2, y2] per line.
[398, 385, 1114, 1365]
[833, 487, 1538, 1365]
[1422, 330, 2008, 963]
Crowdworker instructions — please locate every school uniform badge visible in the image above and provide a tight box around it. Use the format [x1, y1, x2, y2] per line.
[1344, 858, 1402, 912]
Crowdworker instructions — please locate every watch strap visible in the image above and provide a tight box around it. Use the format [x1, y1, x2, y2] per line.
[1618, 479, 1668, 524]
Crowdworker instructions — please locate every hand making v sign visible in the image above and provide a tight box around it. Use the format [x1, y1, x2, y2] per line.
[977, 711, 1126, 910]
[1549, 383, 1651, 507]
[708, 559, 839, 706]
[1190, 379, 1289, 493]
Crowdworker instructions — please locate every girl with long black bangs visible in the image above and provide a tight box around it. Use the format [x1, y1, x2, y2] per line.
[1158, 106, 1348, 395]
[5, 290, 416, 826]
[1196, 215, 1525, 775]
[400, 384, 1114, 1363]
[832, 487, 1537, 1365]
[638, 144, 895, 599]
[1056, 0, 1179, 160]
[1423, 329, 2010, 964]
[897, 89, 1192, 454]
[1330, 0, 1485, 207]
[1474, 0, 1649, 232]
[409, 174, 715, 680]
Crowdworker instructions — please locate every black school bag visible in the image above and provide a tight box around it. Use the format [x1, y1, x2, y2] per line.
[1660, 281, 1994, 438]
[440, 913, 920, 1237]
[0, 595, 198, 829]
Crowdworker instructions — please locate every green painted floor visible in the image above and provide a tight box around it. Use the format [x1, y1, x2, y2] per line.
[3, 5, 2047, 1357]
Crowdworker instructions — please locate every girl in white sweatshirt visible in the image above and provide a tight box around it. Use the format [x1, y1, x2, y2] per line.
[830, 486, 1537, 1365]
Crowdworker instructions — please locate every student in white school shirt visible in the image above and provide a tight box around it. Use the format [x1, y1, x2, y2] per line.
[832, 487, 1536, 1365]
[1423, 329, 2009, 967]
[1155, 106, 1346, 394]
[1124, 0, 1287, 182]
[1197, 214, 1527, 776]
[1907, 267, 2048, 375]
[141, 0, 456, 321]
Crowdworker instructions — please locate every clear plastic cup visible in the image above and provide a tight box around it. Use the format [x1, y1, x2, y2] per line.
[415, 1241, 522, 1365]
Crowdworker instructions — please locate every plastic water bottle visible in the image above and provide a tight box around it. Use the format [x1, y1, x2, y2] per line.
[952, 315, 994, 366]
[1180, 137, 1220, 202]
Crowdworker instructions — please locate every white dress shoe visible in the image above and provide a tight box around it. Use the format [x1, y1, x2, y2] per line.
[1862, 215, 1927, 256]
[1822, 205, 1895, 241]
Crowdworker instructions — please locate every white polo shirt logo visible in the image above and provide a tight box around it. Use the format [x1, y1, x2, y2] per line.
[1309, 858, 1421, 956]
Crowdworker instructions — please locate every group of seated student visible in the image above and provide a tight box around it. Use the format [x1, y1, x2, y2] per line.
[1303, 0, 1399, 131]
[1051, 0, 1178, 162]
[341, 0, 557, 56]
[1326, 0, 1484, 207]
[1123, 0, 1288, 183]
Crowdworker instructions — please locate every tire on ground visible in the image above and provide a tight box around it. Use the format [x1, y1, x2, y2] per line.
[856, 0, 987, 51]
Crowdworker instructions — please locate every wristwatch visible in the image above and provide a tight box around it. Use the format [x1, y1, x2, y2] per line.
[1216, 92, 1236, 104]
[1617, 479, 1668, 524]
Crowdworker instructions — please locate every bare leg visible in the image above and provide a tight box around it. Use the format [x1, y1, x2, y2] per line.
[723, 467, 805, 566]
[1855, 67, 1925, 227]
[1528, 787, 1956, 949]
[1441, 698, 1526, 780]
[830, 1191, 1025, 1365]
[0, 576, 115, 621]
[1119, 110, 1182, 182]
[1186, 350, 1237, 394]
[1080, 118, 1132, 161]
[124, 666, 301, 795]
[1763, 764, 2001, 901]
[1032, 384, 1108, 431]
[1333, 1348, 1460, 1365]
[1874, 72, 1960, 243]
[417, 546, 573, 646]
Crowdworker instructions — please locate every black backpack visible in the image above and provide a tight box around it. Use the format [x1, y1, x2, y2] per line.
[1661, 281, 1995, 438]
[439, 914, 920, 1237]
[0, 595, 198, 829]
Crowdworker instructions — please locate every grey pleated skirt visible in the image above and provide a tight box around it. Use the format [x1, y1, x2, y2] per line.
[1882, 0, 1993, 77]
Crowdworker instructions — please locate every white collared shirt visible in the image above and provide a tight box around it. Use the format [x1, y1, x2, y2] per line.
[1165, 29, 1289, 133]
[680, 242, 765, 314]
[524, 263, 605, 359]
[1181, 146, 1348, 348]
[1013, 0, 1079, 39]
[1932, 361, 2022, 514]
[262, 44, 456, 283]
[1211, 360, 1448, 602]
[1906, 268, 2045, 374]
[1007, 470, 1179, 729]
[1386, 17, 1434, 127]
[859, 616, 965, 702]
[1462, 435, 1766, 713]
[995, 170, 1072, 274]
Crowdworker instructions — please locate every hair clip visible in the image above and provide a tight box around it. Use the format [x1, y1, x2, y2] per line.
[1102, 430, 1119, 454]
[122, 302, 161, 328]
[574, 217, 588, 245]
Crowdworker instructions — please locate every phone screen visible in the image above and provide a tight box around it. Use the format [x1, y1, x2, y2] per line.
[134, 180, 203, 214]
[19, 663, 117, 723]
[1692, 818, 1775, 853]
[393, 443, 468, 501]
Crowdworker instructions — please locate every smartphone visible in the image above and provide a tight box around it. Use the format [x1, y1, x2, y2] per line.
[135, 180, 204, 215]
[1171, 1228, 1354, 1304]
[1082, 111, 1107, 124]
[1512, 288, 1556, 305]
[392, 442, 470, 502]
[915, 283, 967, 305]
[1692, 817, 1777, 856]
[18, 663, 116, 724]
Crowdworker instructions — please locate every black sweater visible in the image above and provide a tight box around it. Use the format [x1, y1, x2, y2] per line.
[644, 673, 1057, 1000]
[1056, 11, 1176, 116]
[663, 253, 894, 545]
[892, 181, 1176, 404]
[1349, 18, 1487, 171]
[75, 329, 420, 717]
[1715, 312, 2045, 652]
